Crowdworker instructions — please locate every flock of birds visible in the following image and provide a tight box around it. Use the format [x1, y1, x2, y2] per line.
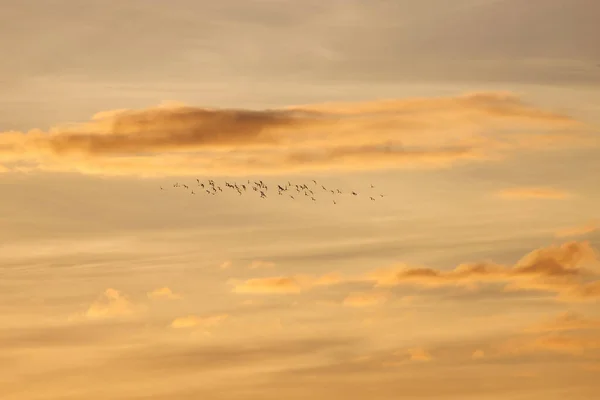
[160, 179, 387, 205]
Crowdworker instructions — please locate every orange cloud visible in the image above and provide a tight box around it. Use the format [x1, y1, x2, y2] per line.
[231, 272, 347, 294]
[84, 288, 137, 320]
[231, 277, 304, 294]
[366, 241, 599, 300]
[406, 348, 433, 362]
[147, 287, 182, 300]
[0, 92, 590, 177]
[496, 187, 573, 200]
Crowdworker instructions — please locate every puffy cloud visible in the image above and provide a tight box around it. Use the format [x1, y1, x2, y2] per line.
[0, 92, 590, 177]
[342, 291, 388, 307]
[147, 287, 182, 300]
[366, 241, 599, 300]
[171, 314, 228, 329]
[84, 288, 137, 320]
[496, 187, 572, 200]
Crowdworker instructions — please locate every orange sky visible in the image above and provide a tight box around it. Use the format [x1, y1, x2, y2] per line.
[1, 1, 599, 399]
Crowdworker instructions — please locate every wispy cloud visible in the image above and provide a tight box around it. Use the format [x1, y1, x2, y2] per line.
[147, 287, 182, 300]
[230, 272, 348, 295]
[555, 221, 599, 238]
[496, 187, 573, 200]
[0, 92, 589, 177]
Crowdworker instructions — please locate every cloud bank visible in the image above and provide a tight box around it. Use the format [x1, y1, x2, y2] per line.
[0, 92, 591, 177]
[367, 241, 599, 301]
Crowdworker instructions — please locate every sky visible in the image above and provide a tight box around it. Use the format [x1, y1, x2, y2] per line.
[1, 0, 600, 399]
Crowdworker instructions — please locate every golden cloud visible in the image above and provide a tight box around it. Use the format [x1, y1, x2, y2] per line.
[0, 92, 590, 177]
[366, 241, 599, 301]
[230, 272, 347, 294]
[147, 287, 182, 300]
[406, 348, 433, 362]
[84, 288, 137, 320]
[496, 187, 573, 200]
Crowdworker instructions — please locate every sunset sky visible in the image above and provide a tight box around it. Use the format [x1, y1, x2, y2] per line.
[1, 1, 600, 399]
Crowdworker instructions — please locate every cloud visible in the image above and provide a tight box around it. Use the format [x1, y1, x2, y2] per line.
[248, 260, 276, 269]
[171, 314, 229, 329]
[84, 288, 137, 320]
[342, 291, 388, 307]
[496, 187, 573, 200]
[219, 260, 232, 269]
[0, 92, 590, 177]
[560, 280, 600, 301]
[366, 241, 599, 300]
[527, 335, 600, 356]
[231, 277, 304, 294]
[555, 221, 599, 238]
[147, 287, 182, 300]
[526, 311, 600, 333]
[406, 348, 433, 362]
[230, 272, 348, 295]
